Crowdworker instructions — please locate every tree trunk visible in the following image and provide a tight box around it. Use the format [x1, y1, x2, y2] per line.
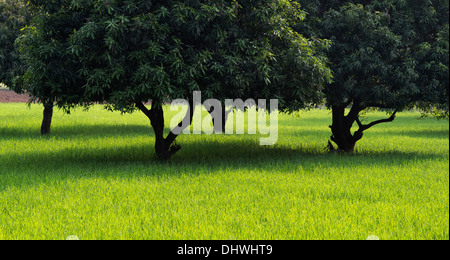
[136, 101, 193, 160]
[329, 103, 398, 153]
[150, 104, 180, 160]
[41, 103, 53, 135]
[329, 105, 359, 153]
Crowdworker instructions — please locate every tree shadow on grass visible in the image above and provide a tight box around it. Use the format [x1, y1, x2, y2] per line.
[1, 122, 448, 179]
[0, 124, 154, 140]
[172, 139, 448, 168]
[2, 134, 447, 179]
[394, 129, 449, 139]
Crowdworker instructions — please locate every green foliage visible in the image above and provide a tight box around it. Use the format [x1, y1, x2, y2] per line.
[16, 0, 331, 114]
[322, 4, 418, 110]
[369, 0, 449, 118]
[15, 1, 88, 109]
[0, 0, 30, 89]
[294, 0, 449, 117]
[414, 23, 449, 118]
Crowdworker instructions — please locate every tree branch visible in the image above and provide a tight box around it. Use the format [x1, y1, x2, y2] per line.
[165, 99, 196, 146]
[356, 117, 364, 128]
[136, 100, 194, 159]
[135, 102, 153, 119]
[357, 110, 398, 132]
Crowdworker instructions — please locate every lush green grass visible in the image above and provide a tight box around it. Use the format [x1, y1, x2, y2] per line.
[0, 103, 448, 240]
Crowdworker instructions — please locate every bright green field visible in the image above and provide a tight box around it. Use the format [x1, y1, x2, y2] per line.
[0, 103, 448, 240]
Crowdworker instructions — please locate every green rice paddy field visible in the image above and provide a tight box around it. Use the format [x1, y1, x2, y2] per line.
[0, 103, 448, 240]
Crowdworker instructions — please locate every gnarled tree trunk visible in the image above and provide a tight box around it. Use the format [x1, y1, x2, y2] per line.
[136, 101, 194, 160]
[329, 103, 398, 153]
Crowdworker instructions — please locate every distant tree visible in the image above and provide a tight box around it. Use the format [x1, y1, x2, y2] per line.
[17, 0, 331, 160]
